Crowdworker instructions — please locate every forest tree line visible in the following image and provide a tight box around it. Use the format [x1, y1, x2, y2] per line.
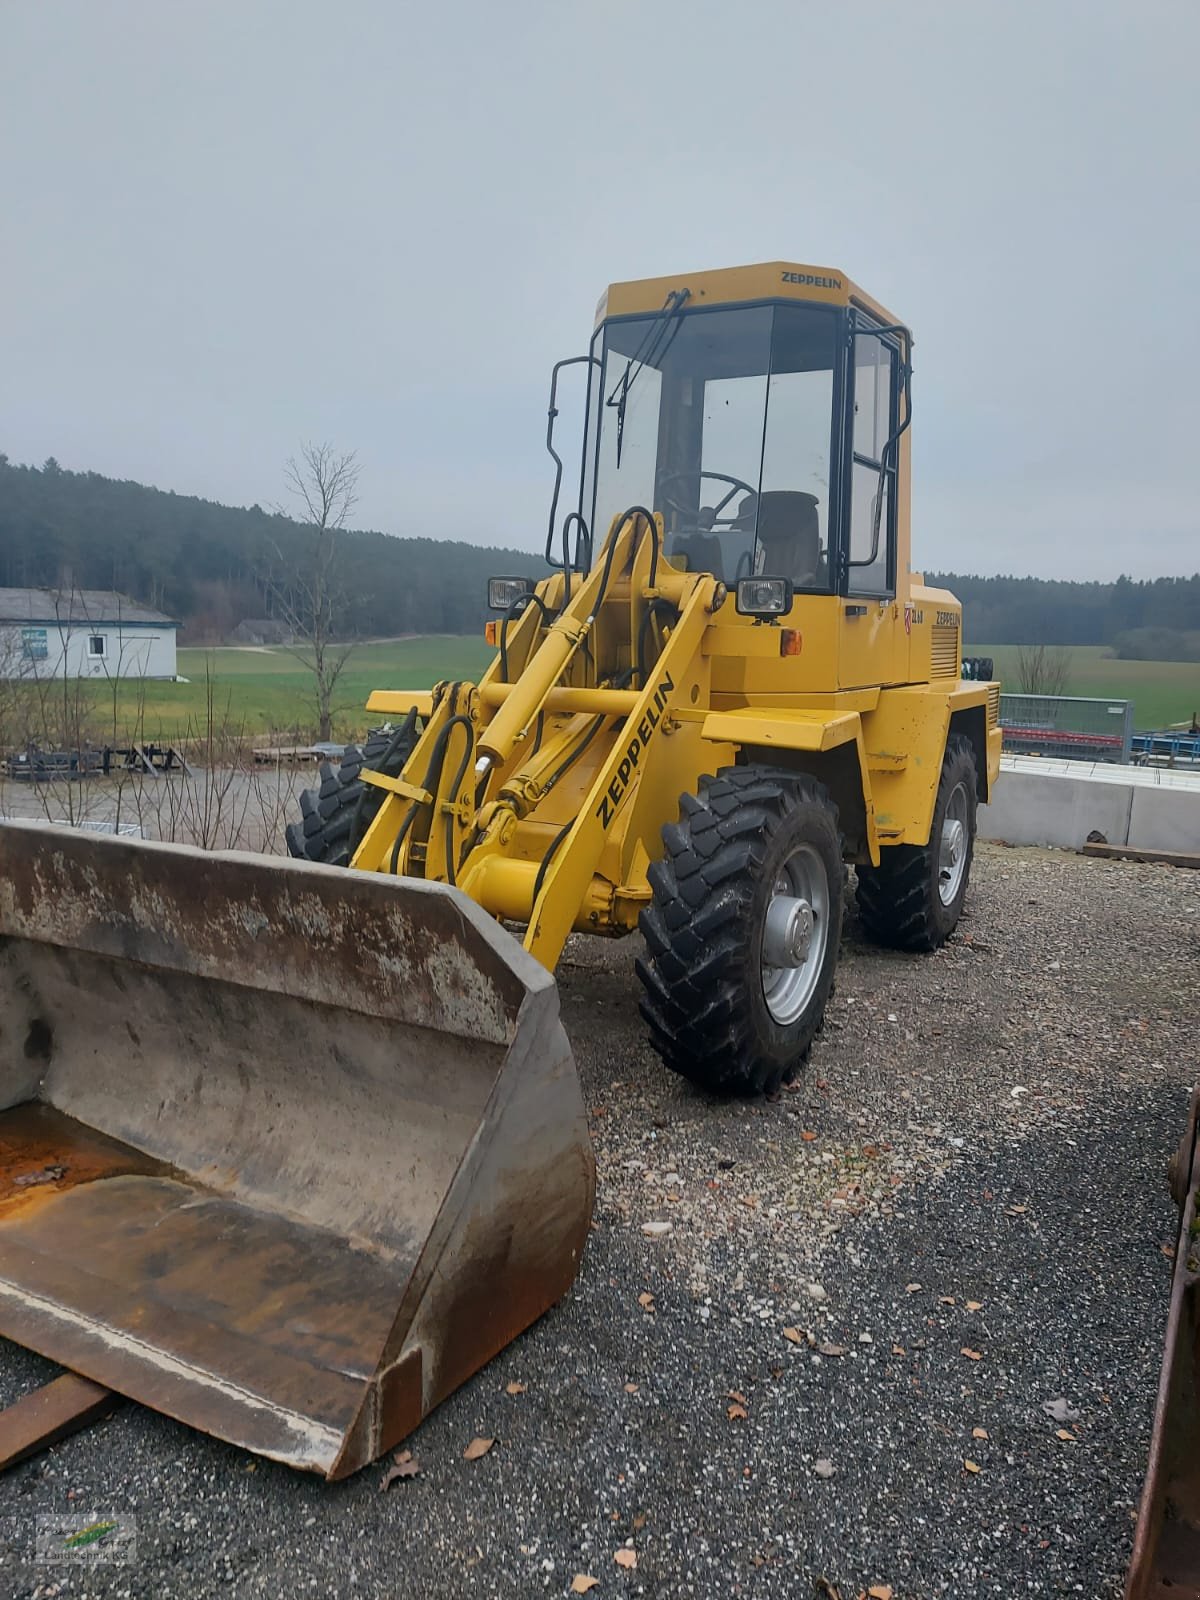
[0, 455, 545, 641]
[0, 456, 1196, 656]
[928, 571, 1200, 660]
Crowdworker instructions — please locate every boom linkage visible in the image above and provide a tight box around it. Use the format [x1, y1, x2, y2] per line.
[353, 511, 717, 965]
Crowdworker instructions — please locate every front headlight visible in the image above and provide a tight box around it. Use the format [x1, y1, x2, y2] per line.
[487, 576, 536, 612]
[735, 576, 793, 619]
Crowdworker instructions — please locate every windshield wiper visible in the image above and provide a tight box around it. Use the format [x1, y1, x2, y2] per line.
[605, 287, 690, 466]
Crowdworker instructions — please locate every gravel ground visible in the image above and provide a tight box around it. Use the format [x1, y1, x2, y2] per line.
[1, 841, 1196, 1598]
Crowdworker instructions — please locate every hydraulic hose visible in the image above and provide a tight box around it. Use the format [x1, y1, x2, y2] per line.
[636, 598, 679, 688]
[532, 818, 572, 907]
[593, 505, 660, 613]
[349, 709, 419, 856]
[441, 721, 476, 888]
[479, 510, 657, 767]
[389, 712, 474, 877]
[499, 593, 551, 683]
[560, 511, 590, 602]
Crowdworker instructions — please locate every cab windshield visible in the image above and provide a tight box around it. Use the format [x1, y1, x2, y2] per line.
[585, 303, 838, 590]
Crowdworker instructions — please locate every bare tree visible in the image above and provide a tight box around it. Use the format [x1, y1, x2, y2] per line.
[1015, 642, 1071, 697]
[265, 442, 360, 741]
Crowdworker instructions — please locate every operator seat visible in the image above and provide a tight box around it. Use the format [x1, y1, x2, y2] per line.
[672, 533, 724, 577]
[665, 506, 725, 578]
[755, 491, 824, 587]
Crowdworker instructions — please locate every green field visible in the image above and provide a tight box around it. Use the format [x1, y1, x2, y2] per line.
[40, 635, 1200, 746]
[83, 636, 495, 744]
[975, 644, 1200, 730]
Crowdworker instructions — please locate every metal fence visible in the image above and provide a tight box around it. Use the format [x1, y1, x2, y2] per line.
[0, 815, 144, 836]
[998, 694, 1134, 764]
[1131, 730, 1200, 768]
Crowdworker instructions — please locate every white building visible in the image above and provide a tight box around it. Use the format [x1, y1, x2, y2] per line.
[0, 588, 179, 680]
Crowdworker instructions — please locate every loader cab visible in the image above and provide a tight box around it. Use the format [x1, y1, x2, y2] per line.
[576, 275, 910, 660]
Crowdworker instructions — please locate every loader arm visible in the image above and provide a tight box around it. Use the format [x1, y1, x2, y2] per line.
[519, 571, 718, 967]
[349, 509, 723, 972]
[353, 511, 659, 885]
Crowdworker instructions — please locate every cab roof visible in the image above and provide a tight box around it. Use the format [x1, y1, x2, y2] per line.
[598, 261, 899, 329]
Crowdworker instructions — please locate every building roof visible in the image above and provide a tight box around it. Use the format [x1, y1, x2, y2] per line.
[0, 588, 177, 626]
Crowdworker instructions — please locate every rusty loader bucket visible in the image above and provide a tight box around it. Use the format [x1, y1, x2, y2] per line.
[0, 821, 594, 1478]
[1127, 1088, 1200, 1597]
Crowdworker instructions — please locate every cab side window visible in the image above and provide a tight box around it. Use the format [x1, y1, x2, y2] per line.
[847, 332, 897, 596]
[756, 306, 837, 590]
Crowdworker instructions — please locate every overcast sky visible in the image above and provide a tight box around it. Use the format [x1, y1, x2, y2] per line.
[3, 0, 1197, 580]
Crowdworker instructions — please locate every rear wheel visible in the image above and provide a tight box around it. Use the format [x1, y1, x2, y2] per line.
[855, 733, 978, 951]
[285, 711, 419, 867]
[636, 766, 844, 1095]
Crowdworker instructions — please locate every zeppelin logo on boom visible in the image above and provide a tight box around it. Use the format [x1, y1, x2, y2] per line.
[596, 673, 674, 828]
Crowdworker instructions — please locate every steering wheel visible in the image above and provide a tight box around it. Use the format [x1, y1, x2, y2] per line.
[659, 470, 757, 529]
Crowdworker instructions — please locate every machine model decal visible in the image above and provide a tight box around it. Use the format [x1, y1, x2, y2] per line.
[595, 672, 674, 827]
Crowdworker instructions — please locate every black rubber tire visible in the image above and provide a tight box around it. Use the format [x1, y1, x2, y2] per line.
[855, 733, 978, 952]
[636, 766, 844, 1096]
[284, 711, 419, 867]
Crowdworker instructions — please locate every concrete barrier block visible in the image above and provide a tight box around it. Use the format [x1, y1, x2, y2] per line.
[1128, 787, 1200, 853]
[979, 772, 1134, 849]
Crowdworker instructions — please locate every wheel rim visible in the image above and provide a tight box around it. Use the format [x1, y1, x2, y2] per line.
[938, 781, 970, 906]
[760, 843, 831, 1027]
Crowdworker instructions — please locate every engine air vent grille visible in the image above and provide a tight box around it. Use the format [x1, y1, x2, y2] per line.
[987, 684, 1001, 725]
[931, 623, 959, 678]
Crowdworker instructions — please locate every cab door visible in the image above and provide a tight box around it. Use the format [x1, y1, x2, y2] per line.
[837, 322, 902, 688]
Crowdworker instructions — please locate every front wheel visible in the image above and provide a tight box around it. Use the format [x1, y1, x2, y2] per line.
[636, 766, 844, 1095]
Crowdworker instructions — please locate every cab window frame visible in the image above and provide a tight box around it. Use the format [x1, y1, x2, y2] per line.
[582, 299, 843, 593]
[840, 309, 901, 599]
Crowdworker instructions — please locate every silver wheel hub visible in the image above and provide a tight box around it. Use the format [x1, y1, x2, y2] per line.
[760, 845, 831, 1028]
[938, 783, 971, 906]
[763, 894, 813, 967]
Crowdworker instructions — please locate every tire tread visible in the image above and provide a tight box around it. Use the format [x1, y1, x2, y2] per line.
[285, 714, 419, 868]
[636, 765, 843, 1095]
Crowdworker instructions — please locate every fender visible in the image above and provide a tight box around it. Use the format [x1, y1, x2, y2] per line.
[700, 708, 880, 865]
[864, 683, 999, 847]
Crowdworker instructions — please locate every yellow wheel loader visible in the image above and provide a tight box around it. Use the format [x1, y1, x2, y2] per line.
[0, 260, 1000, 1478]
[291, 259, 1002, 1095]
